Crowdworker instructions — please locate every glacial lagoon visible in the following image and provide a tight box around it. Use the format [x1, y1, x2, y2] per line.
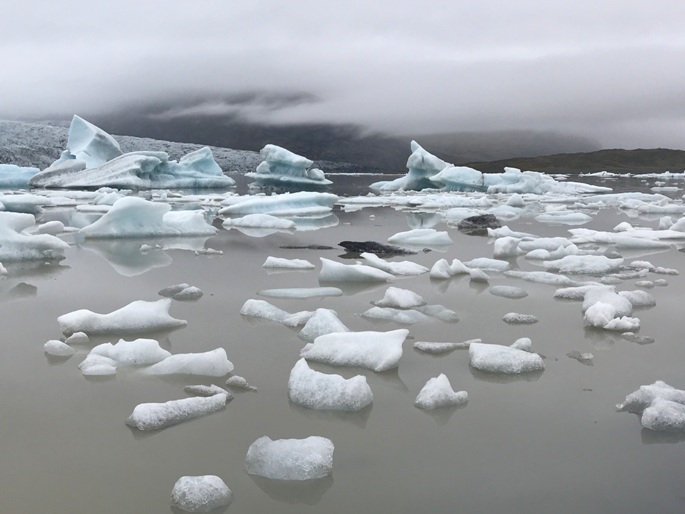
[2, 172, 685, 513]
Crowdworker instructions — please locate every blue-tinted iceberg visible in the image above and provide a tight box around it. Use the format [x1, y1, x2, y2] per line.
[0, 212, 69, 261]
[29, 115, 234, 189]
[370, 141, 450, 192]
[0, 164, 40, 188]
[246, 144, 332, 187]
[219, 192, 338, 216]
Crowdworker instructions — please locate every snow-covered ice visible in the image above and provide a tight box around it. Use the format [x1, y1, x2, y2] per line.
[301, 329, 408, 372]
[43, 339, 76, 357]
[361, 307, 431, 324]
[319, 257, 395, 283]
[171, 475, 233, 512]
[502, 313, 539, 324]
[159, 283, 204, 301]
[373, 287, 426, 309]
[360, 253, 429, 276]
[413, 340, 475, 354]
[78, 338, 171, 376]
[258, 287, 343, 299]
[144, 348, 234, 376]
[489, 285, 528, 299]
[387, 229, 452, 247]
[288, 358, 373, 411]
[414, 374, 468, 410]
[244, 436, 334, 480]
[126, 392, 229, 431]
[469, 341, 544, 374]
[262, 256, 315, 269]
[223, 213, 296, 231]
[617, 381, 685, 432]
[58, 298, 187, 336]
[226, 375, 258, 391]
[298, 308, 349, 342]
[240, 299, 312, 325]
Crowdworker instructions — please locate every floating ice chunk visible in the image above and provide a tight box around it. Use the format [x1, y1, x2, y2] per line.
[58, 298, 187, 336]
[246, 144, 332, 187]
[518, 237, 574, 253]
[226, 375, 257, 391]
[44, 339, 76, 357]
[618, 290, 656, 308]
[159, 283, 203, 301]
[258, 287, 342, 299]
[584, 299, 640, 331]
[35, 220, 65, 235]
[240, 299, 292, 323]
[414, 340, 476, 354]
[567, 351, 594, 364]
[493, 236, 521, 259]
[544, 255, 623, 275]
[469, 342, 544, 374]
[370, 141, 449, 192]
[429, 258, 470, 279]
[300, 329, 408, 372]
[463, 257, 510, 272]
[387, 229, 452, 247]
[65, 331, 89, 345]
[184, 384, 230, 398]
[360, 252, 429, 276]
[507, 193, 526, 207]
[171, 475, 233, 513]
[642, 400, 685, 432]
[430, 165, 486, 191]
[0, 212, 69, 261]
[0, 164, 40, 188]
[79, 338, 171, 375]
[244, 436, 334, 480]
[219, 192, 339, 216]
[582, 287, 632, 317]
[416, 304, 460, 323]
[503, 313, 539, 324]
[223, 213, 296, 231]
[535, 212, 592, 225]
[0, 193, 52, 214]
[414, 374, 468, 410]
[361, 307, 431, 324]
[469, 268, 489, 283]
[288, 359, 373, 411]
[654, 279, 669, 286]
[263, 256, 315, 269]
[51, 115, 122, 169]
[373, 287, 426, 309]
[654, 266, 679, 275]
[635, 280, 655, 289]
[489, 286, 528, 299]
[504, 270, 581, 287]
[126, 392, 228, 431]
[554, 284, 606, 301]
[299, 308, 349, 342]
[145, 348, 234, 376]
[319, 258, 394, 282]
[617, 381, 685, 414]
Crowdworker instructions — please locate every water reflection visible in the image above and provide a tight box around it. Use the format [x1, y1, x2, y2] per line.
[640, 428, 685, 445]
[468, 366, 544, 384]
[288, 401, 372, 429]
[248, 475, 333, 505]
[419, 402, 468, 426]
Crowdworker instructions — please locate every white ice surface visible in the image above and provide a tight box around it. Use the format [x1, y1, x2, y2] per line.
[79, 338, 171, 375]
[244, 436, 334, 480]
[144, 348, 234, 376]
[387, 228, 452, 247]
[414, 374, 468, 410]
[246, 144, 332, 186]
[319, 257, 395, 283]
[469, 342, 544, 374]
[126, 392, 228, 431]
[171, 475, 233, 512]
[219, 192, 338, 216]
[360, 252, 429, 276]
[373, 286, 426, 309]
[44, 340, 76, 357]
[298, 308, 349, 342]
[262, 256, 315, 269]
[0, 212, 69, 261]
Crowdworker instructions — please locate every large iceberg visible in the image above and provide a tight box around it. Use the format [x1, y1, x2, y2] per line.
[370, 141, 450, 192]
[0, 212, 69, 261]
[246, 144, 332, 187]
[288, 358, 373, 411]
[79, 197, 217, 238]
[29, 115, 234, 189]
[245, 436, 334, 480]
[300, 329, 408, 372]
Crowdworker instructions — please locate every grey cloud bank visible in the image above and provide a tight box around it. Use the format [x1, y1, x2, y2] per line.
[2, 0, 685, 149]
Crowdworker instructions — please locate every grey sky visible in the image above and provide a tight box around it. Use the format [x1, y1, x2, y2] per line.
[2, 0, 685, 148]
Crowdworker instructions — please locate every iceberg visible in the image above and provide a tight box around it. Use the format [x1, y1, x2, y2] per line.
[126, 392, 229, 431]
[469, 341, 544, 374]
[258, 287, 342, 299]
[298, 308, 349, 342]
[58, 298, 187, 336]
[300, 329, 408, 372]
[240, 299, 313, 325]
[144, 348, 234, 376]
[502, 313, 539, 324]
[52, 114, 122, 168]
[219, 192, 339, 216]
[373, 286, 426, 309]
[414, 374, 468, 410]
[288, 358, 373, 411]
[387, 229, 452, 247]
[618, 381, 685, 432]
[0, 164, 40, 188]
[582, 287, 640, 330]
[246, 144, 332, 187]
[171, 475, 233, 513]
[244, 436, 334, 480]
[370, 140, 450, 192]
[79, 197, 217, 238]
[222, 213, 296, 232]
[429, 258, 470, 279]
[0, 212, 69, 261]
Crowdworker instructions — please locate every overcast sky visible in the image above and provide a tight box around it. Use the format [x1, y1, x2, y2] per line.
[2, 0, 685, 148]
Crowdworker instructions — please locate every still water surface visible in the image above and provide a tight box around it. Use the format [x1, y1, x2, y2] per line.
[1, 174, 685, 513]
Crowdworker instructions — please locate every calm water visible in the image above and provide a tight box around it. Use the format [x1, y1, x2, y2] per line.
[1, 174, 685, 513]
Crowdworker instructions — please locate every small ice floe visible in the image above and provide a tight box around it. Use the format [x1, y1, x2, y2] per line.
[567, 350, 594, 365]
[319, 258, 394, 282]
[469, 339, 544, 374]
[79, 338, 171, 376]
[298, 309, 349, 342]
[184, 384, 230, 398]
[463, 258, 510, 272]
[300, 329, 408, 372]
[373, 287, 426, 309]
[144, 348, 234, 377]
[654, 266, 679, 275]
[543, 255, 623, 275]
[414, 374, 468, 410]
[618, 289, 656, 308]
[504, 270, 581, 287]
[258, 287, 343, 299]
[0, 212, 69, 261]
[79, 197, 217, 238]
[534, 211, 592, 225]
[635, 280, 655, 289]
[219, 192, 339, 216]
[158, 283, 203, 301]
[245, 436, 334, 480]
[288, 359, 373, 411]
[222, 213, 296, 233]
[43, 339, 76, 357]
[225, 375, 257, 391]
[360, 252, 429, 276]
[502, 313, 539, 324]
[654, 279, 669, 286]
[582, 287, 640, 331]
[65, 332, 89, 345]
[413, 339, 477, 354]
[126, 392, 229, 431]
[34, 220, 66, 235]
[429, 258, 470, 279]
[554, 284, 609, 301]
[489, 285, 528, 299]
[0, 193, 53, 214]
[171, 475, 233, 513]
[262, 256, 315, 270]
[493, 236, 522, 259]
[617, 381, 685, 432]
[415, 304, 460, 323]
[621, 332, 655, 345]
[240, 299, 313, 325]
[469, 268, 489, 283]
[361, 307, 431, 324]
[387, 228, 452, 248]
[58, 298, 187, 336]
